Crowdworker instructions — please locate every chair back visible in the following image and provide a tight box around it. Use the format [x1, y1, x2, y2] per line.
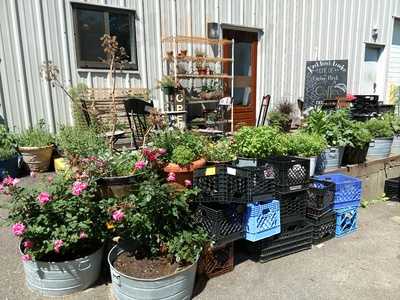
[257, 95, 271, 126]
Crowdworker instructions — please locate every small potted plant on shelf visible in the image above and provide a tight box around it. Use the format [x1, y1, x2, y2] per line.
[2, 173, 106, 297]
[205, 138, 236, 166]
[103, 176, 207, 300]
[150, 130, 206, 187]
[341, 122, 372, 165]
[0, 125, 20, 179]
[194, 49, 208, 75]
[365, 114, 394, 160]
[159, 76, 176, 95]
[199, 81, 224, 100]
[268, 101, 294, 132]
[17, 120, 54, 172]
[287, 132, 327, 176]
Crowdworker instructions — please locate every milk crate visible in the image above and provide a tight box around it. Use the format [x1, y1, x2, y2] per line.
[276, 190, 307, 224]
[244, 200, 281, 242]
[199, 243, 234, 278]
[195, 203, 244, 245]
[316, 173, 362, 209]
[308, 211, 336, 244]
[306, 179, 335, 219]
[335, 206, 358, 237]
[246, 219, 312, 263]
[384, 177, 400, 201]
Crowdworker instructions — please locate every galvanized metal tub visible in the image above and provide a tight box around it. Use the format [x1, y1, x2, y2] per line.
[108, 244, 198, 300]
[391, 134, 400, 155]
[316, 147, 344, 173]
[21, 244, 103, 296]
[367, 137, 393, 160]
[308, 156, 317, 177]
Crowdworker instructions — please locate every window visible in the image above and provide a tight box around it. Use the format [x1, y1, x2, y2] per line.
[72, 4, 138, 70]
[393, 18, 400, 46]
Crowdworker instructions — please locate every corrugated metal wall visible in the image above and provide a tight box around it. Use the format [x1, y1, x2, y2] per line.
[1, 0, 400, 131]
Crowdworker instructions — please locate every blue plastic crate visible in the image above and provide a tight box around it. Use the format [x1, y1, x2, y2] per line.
[335, 206, 358, 237]
[244, 200, 281, 242]
[316, 173, 362, 209]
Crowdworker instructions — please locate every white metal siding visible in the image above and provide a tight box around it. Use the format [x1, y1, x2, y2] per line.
[1, 0, 400, 130]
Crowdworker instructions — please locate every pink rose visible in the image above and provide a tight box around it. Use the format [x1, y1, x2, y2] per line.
[23, 240, 33, 249]
[134, 160, 146, 170]
[37, 192, 52, 205]
[112, 209, 124, 222]
[79, 231, 88, 239]
[167, 172, 176, 182]
[158, 148, 167, 155]
[53, 240, 64, 253]
[2, 176, 19, 186]
[11, 222, 26, 236]
[72, 181, 88, 196]
[21, 254, 32, 262]
[184, 179, 192, 187]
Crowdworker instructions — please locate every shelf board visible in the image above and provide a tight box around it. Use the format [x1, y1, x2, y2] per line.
[189, 119, 232, 124]
[163, 56, 233, 62]
[162, 35, 233, 45]
[176, 74, 232, 79]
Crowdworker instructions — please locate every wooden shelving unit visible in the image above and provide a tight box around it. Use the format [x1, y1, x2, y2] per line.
[161, 35, 235, 133]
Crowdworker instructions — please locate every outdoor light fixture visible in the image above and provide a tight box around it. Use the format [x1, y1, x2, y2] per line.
[208, 22, 220, 39]
[372, 28, 378, 42]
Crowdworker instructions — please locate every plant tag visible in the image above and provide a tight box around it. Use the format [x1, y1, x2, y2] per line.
[205, 167, 216, 176]
[289, 185, 301, 191]
[227, 167, 236, 176]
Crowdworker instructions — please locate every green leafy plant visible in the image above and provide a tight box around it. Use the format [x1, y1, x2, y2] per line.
[344, 122, 372, 149]
[390, 114, 400, 135]
[17, 120, 54, 148]
[3, 173, 107, 261]
[0, 125, 17, 160]
[268, 111, 291, 132]
[287, 132, 327, 157]
[56, 125, 107, 160]
[158, 76, 175, 89]
[365, 115, 394, 138]
[171, 145, 197, 165]
[205, 138, 236, 162]
[233, 126, 289, 159]
[100, 176, 207, 265]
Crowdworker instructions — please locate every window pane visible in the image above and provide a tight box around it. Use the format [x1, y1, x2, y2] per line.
[109, 12, 132, 61]
[76, 9, 105, 62]
[393, 19, 400, 46]
[234, 42, 252, 76]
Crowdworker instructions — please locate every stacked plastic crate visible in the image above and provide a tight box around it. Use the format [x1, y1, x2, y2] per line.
[246, 156, 313, 262]
[305, 179, 336, 244]
[316, 173, 362, 237]
[193, 163, 278, 277]
[350, 95, 379, 121]
[384, 177, 400, 201]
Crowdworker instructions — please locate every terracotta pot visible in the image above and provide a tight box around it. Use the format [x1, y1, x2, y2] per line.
[164, 158, 206, 187]
[19, 145, 53, 172]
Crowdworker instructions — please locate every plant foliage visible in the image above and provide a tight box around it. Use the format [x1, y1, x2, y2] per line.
[205, 138, 236, 162]
[287, 132, 327, 157]
[17, 120, 54, 148]
[365, 114, 394, 138]
[0, 125, 17, 160]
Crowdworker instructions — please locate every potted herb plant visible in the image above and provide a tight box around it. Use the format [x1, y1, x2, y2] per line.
[150, 130, 206, 187]
[341, 122, 372, 165]
[103, 176, 207, 300]
[287, 132, 327, 176]
[365, 114, 394, 160]
[195, 49, 208, 75]
[205, 138, 236, 166]
[17, 121, 54, 172]
[159, 76, 176, 96]
[268, 101, 294, 132]
[2, 173, 106, 296]
[0, 125, 20, 179]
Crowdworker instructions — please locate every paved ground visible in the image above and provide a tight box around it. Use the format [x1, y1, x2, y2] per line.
[1, 174, 400, 300]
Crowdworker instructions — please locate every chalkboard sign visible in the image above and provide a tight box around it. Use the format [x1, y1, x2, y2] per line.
[304, 60, 348, 109]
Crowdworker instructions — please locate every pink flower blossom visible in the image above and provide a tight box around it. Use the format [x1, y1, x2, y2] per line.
[184, 179, 192, 187]
[47, 175, 53, 183]
[23, 240, 33, 249]
[112, 209, 124, 222]
[53, 240, 64, 253]
[11, 222, 26, 236]
[0, 183, 3, 193]
[37, 192, 52, 205]
[30, 171, 37, 178]
[134, 160, 146, 170]
[79, 231, 88, 239]
[167, 172, 176, 182]
[346, 93, 356, 101]
[143, 148, 158, 161]
[72, 181, 88, 196]
[21, 254, 32, 262]
[158, 148, 167, 155]
[2, 176, 19, 186]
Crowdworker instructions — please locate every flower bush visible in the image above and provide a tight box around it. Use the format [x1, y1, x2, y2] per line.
[2, 173, 107, 261]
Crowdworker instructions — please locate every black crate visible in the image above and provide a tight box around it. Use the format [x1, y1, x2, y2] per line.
[193, 165, 275, 203]
[247, 219, 312, 263]
[277, 190, 307, 224]
[262, 156, 310, 192]
[307, 212, 336, 244]
[195, 203, 244, 245]
[378, 104, 395, 115]
[384, 177, 400, 201]
[350, 95, 379, 116]
[306, 179, 335, 219]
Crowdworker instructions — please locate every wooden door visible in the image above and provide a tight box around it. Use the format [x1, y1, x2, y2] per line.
[223, 29, 258, 128]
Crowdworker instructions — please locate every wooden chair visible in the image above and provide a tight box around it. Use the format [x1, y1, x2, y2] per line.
[257, 95, 271, 127]
[124, 97, 154, 149]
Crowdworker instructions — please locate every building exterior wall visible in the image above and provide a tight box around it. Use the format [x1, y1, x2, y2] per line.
[0, 0, 400, 131]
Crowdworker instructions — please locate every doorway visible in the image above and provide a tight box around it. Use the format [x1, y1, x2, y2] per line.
[223, 29, 258, 128]
[361, 44, 385, 97]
